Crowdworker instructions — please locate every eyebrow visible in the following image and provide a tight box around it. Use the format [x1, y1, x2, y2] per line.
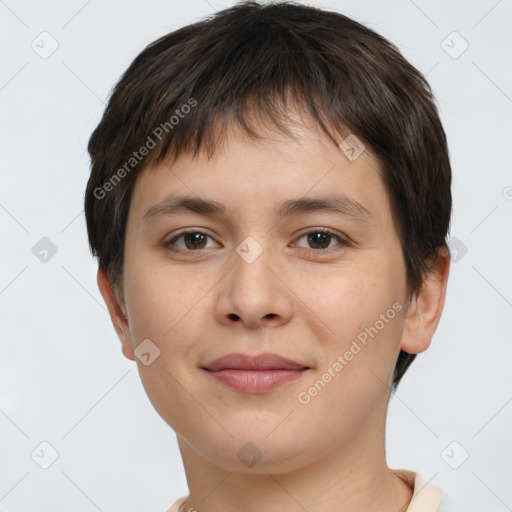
[143, 194, 373, 222]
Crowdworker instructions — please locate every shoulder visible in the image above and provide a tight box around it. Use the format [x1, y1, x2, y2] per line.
[165, 495, 188, 512]
[392, 469, 443, 512]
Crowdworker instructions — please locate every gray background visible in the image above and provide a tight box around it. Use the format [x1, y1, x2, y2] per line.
[1, 0, 511, 510]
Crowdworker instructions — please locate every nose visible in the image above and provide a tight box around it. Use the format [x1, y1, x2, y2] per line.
[214, 238, 294, 330]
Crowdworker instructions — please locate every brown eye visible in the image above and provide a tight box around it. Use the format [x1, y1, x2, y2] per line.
[183, 232, 208, 250]
[307, 232, 332, 249]
[295, 229, 347, 252]
[166, 231, 215, 251]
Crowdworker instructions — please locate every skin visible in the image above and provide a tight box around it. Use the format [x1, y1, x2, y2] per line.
[98, 112, 450, 512]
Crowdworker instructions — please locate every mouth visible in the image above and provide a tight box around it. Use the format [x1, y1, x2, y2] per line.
[201, 352, 311, 393]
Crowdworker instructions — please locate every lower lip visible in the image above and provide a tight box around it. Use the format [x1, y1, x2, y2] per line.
[205, 369, 308, 393]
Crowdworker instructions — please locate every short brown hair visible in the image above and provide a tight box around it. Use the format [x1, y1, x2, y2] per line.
[85, 0, 452, 389]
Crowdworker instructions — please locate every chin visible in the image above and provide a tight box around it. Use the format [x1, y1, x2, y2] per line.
[190, 423, 316, 474]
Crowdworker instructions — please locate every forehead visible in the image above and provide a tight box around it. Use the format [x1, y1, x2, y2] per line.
[128, 115, 390, 226]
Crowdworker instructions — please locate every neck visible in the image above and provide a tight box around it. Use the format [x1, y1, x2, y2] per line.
[175, 423, 413, 512]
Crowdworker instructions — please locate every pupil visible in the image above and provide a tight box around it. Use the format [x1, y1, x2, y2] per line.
[308, 232, 330, 249]
[186, 233, 206, 249]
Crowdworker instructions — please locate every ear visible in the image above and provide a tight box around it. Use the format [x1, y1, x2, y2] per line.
[400, 247, 450, 354]
[97, 268, 135, 361]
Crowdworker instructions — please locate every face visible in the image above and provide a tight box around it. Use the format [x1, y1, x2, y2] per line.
[102, 115, 438, 474]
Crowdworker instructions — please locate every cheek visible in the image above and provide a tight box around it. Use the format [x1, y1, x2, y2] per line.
[307, 251, 406, 379]
[124, 259, 207, 340]
[315, 260, 403, 334]
[296, 277, 405, 441]
[122, 263, 212, 431]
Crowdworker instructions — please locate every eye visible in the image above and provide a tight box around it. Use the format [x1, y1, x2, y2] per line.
[165, 231, 217, 251]
[294, 229, 348, 252]
[164, 228, 348, 253]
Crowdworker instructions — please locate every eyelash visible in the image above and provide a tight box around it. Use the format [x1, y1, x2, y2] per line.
[164, 228, 349, 254]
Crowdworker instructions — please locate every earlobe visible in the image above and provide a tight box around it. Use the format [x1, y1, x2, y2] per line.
[400, 247, 451, 355]
[97, 268, 135, 361]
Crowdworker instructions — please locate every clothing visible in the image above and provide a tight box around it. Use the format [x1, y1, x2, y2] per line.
[166, 469, 443, 512]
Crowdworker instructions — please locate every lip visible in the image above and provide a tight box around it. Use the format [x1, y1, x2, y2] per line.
[203, 352, 309, 371]
[202, 352, 311, 393]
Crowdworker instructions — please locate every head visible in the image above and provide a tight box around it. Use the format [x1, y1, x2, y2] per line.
[85, 1, 451, 472]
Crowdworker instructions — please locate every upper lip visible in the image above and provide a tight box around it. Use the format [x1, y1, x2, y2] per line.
[202, 352, 310, 371]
